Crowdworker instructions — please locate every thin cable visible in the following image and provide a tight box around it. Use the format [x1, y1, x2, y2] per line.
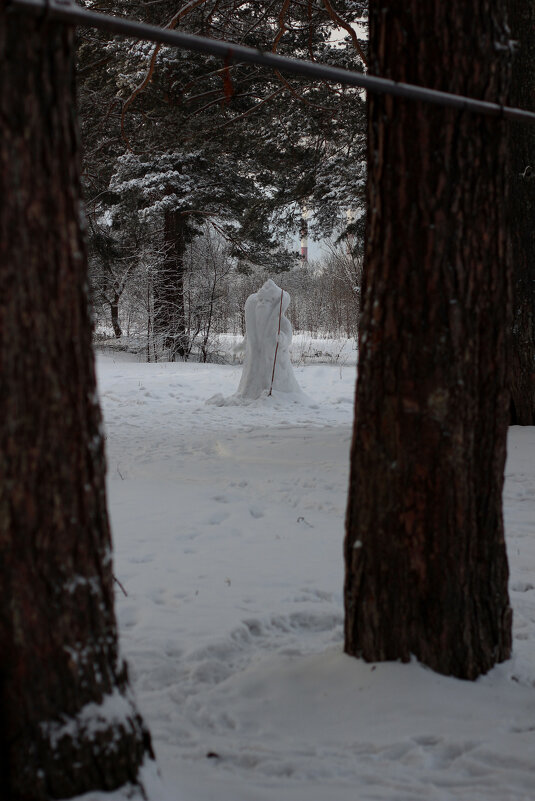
[8, 0, 535, 125]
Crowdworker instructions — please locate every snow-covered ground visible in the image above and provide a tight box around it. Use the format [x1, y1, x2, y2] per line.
[87, 350, 535, 801]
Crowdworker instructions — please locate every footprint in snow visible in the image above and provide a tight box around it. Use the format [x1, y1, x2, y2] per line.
[213, 495, 229, 503]
[117, 606, 139, 629]
[511, 581, 535, 592]
[130, 554, 155, 564]
[208, 510, 230, 525]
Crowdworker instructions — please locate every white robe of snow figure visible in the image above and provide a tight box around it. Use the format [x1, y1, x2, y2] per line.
[236, 279, 302, 400]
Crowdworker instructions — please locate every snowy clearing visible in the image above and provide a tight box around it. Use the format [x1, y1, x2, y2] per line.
[77, 350, 535, 801]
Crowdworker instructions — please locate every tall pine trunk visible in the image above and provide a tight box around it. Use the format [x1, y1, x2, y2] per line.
[0, 10, 153, 798]
[111, 290, 123, 338]
[509, 0, 535, 425]
[344, 0, 512, 680]
[153, 208, 188, 360]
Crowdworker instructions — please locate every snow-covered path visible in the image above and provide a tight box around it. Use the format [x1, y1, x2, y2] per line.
[95, 352, 535, 801]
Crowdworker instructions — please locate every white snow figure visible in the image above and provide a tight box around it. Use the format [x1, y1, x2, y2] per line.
[236, 279, 302, 400]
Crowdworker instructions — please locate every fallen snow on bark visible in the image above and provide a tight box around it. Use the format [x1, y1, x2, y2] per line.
[42, 688, 139, 750]
[65, 759, 168, 801]
[68, 351, 535, 800]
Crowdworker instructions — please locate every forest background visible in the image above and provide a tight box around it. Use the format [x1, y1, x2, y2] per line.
[79, 0, 368, 361]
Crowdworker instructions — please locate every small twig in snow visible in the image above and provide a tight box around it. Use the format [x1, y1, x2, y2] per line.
[113, 575, 128, 597]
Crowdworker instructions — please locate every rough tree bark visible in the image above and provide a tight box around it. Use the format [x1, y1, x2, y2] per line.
[153, 208, 188, 360]
[344, 0, 513, 680]
[509, 0, 535, 425]
[111, 290, 123, 338]
[0, 8, 154, 798]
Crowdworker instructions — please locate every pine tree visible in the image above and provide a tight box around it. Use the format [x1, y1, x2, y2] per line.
[0, 9, 154, 797]
[77, 1, 368, 350]
[509, 0, 535, 424]
[344, 0, 512, 680]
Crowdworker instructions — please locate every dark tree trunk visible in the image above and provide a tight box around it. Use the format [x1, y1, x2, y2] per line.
[509, 0, 535, 425]
[344, 0, 512, 680]
[0, 10, 153, 799]
[110, 291, 123, 338]
[153, 208, 188, 360]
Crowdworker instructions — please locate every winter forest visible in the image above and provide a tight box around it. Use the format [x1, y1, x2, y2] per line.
[1, 1, 535, 800]
[82, 0, 366, 359]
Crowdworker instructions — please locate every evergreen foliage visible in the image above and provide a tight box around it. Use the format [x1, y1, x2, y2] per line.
[77, 1, 367, 353]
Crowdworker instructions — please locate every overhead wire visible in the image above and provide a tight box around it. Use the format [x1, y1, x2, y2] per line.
[8, 0, 535, 125]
